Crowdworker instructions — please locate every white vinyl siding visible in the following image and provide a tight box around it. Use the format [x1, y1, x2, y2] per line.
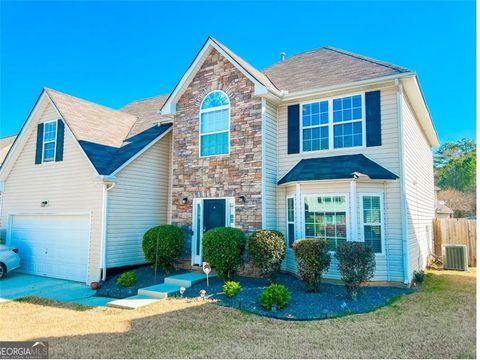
[401, 92, 435, 276]
[262, 99, 277, 229]
[277, 83, 404, 282]
[0, 99, 104, 283]
[106, 132, 172, 267]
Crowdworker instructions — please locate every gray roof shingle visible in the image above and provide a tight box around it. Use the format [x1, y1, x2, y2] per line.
[262, 46, 411, 93]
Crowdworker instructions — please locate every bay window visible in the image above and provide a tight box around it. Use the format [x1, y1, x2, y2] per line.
[287, 197, 295, 247]
[361, 194, 384, 253]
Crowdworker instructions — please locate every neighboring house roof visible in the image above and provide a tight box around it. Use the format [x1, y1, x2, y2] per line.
[262, 46, 411, 94]
[278, 154, 399, 185]
[0, 135, 16, 165]
[34, 88, 172, 176]
[436, 201, 454, 215]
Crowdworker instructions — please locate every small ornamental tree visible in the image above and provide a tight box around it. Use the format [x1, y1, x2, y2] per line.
[335, 241, 376, 300]
[142, 225, 184, 273]
[248, 230, 286, 281]
[203, 227, 246, 280]
[292, 239, 331, 292]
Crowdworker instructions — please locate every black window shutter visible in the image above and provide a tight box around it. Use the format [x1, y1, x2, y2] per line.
[287, 104, 300, 154]
[365, 90, 382, 147]
[55, 119, 65, 162]
[35, 123, 44, 164]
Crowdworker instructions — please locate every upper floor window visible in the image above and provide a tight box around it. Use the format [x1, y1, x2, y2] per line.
[302, 94, 364, 152]
[43, 120, 57, 162]
[199, 91, 230, 157]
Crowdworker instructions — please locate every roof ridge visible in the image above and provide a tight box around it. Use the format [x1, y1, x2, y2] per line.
[44, 87, 137, 119]
[261, 45, 329, 71]
[323, 46, 409, 73]
[0, 134, 16, 140]
[120, 93, 170, 109]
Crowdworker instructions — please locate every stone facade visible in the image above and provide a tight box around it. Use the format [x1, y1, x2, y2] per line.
[171, 48, 263, 253]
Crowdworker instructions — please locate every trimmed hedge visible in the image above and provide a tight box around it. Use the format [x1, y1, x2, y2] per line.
[142, 225, 184, 272]
[292, 239, 331, 292]
[335, 241, 376, 300]
[203, 227, 246, 280]
[259, 284, 291, 310]
[248, 230, 286, 279]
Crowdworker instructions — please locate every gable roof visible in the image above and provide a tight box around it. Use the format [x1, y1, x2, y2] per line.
[278, 154, 399, 185]
[0, 135, 16, 165]
[262, 46, 411, 94]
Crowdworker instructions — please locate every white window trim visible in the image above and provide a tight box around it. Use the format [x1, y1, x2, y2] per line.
[359, 192, 386, 255]
[301, 193, 350, 253]
[299, 92, 366, 154]
[42, 120, 58, 163]
[286, 196, 295, 247]
[198, 90, 231, 158]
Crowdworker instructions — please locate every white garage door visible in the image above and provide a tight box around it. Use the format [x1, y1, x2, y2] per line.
[8, 214, 90, 282]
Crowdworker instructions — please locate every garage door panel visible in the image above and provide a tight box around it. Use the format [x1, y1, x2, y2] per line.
[9, 215, 90, 282]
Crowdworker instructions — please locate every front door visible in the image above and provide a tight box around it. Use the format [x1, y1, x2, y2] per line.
[192, 198, 227, 265]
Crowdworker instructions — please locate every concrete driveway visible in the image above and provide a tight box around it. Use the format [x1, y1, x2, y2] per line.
[0, 271, 115, 306]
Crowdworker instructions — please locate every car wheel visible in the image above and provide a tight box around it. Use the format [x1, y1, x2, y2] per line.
[0, 263, 6, 279]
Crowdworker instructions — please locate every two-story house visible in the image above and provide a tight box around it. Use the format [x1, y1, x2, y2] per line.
[0, 37, 438, 285]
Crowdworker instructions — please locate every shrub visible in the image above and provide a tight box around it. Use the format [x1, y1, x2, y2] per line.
[335, 241, 376, 300]
[248, 230, 286, 280]
[223, 281, 241, 297]
[259, 284, 291, 310]
[142, 225, 184, 272]
[203, 227, 246, 280]
[292, 239, 331, 292]
[414, 270, 425, 283]
[116, 271, 137, 287]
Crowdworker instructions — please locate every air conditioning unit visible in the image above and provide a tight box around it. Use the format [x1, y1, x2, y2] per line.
[443, 244, 468, 271]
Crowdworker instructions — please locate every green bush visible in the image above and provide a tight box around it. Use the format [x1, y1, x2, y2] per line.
[248, 230, 286, 280]
[116, 271, 137, 287]
[142, 225, 184, 272]
[335, 241, 376, 300]
[203, 227, 246, 280]
[414, 270, 425, 283]
[292, 239, 331, 292]
[223, 281, 241, 297]
[259, 284, 291, 310]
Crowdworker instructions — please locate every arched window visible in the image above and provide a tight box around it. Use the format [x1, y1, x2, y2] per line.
[199, 91, 230, 157]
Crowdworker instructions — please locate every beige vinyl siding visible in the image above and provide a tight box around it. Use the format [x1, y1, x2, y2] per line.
[0, 99, 104, 283]
[106, 132, 172, 268]
[276, 83, 404, 282]
[401, 92, 435, 275]
[262, 99, 277, 229]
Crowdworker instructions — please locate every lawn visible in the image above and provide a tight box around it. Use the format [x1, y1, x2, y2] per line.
[0, 269, 476, 359]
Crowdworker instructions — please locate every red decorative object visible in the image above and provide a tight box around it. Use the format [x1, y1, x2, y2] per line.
[90, 282, 100, 290]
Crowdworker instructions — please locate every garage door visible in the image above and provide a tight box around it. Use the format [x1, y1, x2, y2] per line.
[8, 214, 90, 282]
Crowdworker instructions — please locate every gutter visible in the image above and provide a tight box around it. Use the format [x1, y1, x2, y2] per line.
[396, 80, 411, 285]
[97, 175, 116, 282]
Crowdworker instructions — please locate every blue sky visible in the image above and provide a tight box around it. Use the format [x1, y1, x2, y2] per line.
[0, 1, 475, 145]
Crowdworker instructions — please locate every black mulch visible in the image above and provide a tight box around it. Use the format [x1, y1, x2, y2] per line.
[97, 265, 187, 299]
[183, 273, 416, 321]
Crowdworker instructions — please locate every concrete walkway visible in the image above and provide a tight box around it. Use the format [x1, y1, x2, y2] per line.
[0, 272, 115, 306]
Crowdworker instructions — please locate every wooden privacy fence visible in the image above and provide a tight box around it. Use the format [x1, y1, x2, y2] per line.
[433, 218, 476, 267]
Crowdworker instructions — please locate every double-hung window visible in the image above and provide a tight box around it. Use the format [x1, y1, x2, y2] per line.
[287, 197, 295, 247]
[199, 91, 230, 157]
[361, 194, 384, 253]
[304, 195, 347, 251]
[43, 120, 57, 162]
[301, 94, 364, 152]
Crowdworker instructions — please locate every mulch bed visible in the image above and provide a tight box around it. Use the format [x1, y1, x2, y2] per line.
[183, 273, 415, 321]
[97, 265, 186, 299]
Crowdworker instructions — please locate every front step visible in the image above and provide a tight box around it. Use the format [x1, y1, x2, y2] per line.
[107, 295, 160, 309]
[137, 283, 182, 299]
[164, 272, 217, 287]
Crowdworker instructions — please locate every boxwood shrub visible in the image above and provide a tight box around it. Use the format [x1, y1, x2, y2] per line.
[248, 230, 286, 280]
[292, 239, 331, 292]
[335, 241, 376, 300]
[259, 284, 291, 310]
[116, 271, 137, 287]
[203, 227, 246, 280]
[142, 224, 184, 272]
[223, 281, 241, 297]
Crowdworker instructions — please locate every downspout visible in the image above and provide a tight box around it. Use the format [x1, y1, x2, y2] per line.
[396, 80, 411, 285]
[99, 176, 116, 282]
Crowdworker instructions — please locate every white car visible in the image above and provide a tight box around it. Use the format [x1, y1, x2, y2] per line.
[0, 244, 21, 279]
